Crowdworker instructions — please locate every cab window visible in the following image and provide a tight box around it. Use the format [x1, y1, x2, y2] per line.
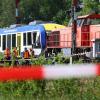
[32, 32, 41, 48]
[83, 18, 100, 25]
[90, 18, 100, 25]
[68, 18, 84, 27]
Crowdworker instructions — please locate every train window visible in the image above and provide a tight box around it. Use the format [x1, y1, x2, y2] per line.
[33, 32, 41, 48]
[68, 18, 84, 27]
[52, 31, 60, 46]
[0, 36, 1, 47]
[27, 32, 32, 45]
[90, 19, 100, 25]
[77, 19, 85, 27]
[33, 32, 36, 44]
[36, 32, 40, 48]
[68, 19, 72, 26]
[12, 34, 16, 47]
[7, 35, 11, 49]
[46, 31, 52, 36]
[83, 19, 92, 25]
[23, 33, 26, 46]
[2, 35, 6, 50]
[83, 18, 100, 25]
[77, 19, 82, 27]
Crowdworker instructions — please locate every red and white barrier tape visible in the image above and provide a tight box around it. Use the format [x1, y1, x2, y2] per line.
[0, 64, 100, 81]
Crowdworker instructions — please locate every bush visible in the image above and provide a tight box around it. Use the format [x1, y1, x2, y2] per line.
[0, 78, 100, 99]
[0, 53, 100, 99]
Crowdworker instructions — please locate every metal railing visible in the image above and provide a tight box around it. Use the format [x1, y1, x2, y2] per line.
[46, 31, 100, 48]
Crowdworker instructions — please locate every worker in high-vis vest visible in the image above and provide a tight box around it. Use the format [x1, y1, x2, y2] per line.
[4, 48, 11, 60]
[29, 48, 34, 58]
[23, 48, 30, 65]
[12, 47, 18, 65]
[13, 47, 18, 58]
[23, 48, 30, 59]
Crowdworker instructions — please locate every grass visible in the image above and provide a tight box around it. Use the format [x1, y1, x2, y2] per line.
[0, 53, 100, 100]
[0, 78, 100, 100]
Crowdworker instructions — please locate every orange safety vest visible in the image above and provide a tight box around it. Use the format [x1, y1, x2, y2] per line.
[4, 50, 10, 58]
[23, 50, 30, 59]
[13, 49, 18, 57]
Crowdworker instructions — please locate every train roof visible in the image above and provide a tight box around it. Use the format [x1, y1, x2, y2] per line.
[78, 14, 100, 19]
[0, 25, 45, 35]
[41, 23, 66, 31]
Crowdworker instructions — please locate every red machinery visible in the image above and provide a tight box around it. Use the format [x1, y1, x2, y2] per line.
[46, 13, 100, 55]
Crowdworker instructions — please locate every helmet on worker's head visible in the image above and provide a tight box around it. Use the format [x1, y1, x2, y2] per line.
[6, 47, 9, 50]
[14, 47, 17, 50]
[24, 47, 27, 51]
[14, 47, 17, 49]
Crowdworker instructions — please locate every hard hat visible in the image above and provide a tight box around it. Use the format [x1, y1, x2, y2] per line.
[24, 47, 27, 51]
[6, 48, 9, 50]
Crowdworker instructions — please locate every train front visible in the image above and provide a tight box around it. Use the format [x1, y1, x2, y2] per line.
[32, 25, 46, 57]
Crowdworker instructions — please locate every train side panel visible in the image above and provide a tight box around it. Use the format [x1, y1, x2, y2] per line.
[46, 28, 72, 48]
[76, 27, 81, 47]
[60, 27, 72, 48]
[90, 25, 100, 41]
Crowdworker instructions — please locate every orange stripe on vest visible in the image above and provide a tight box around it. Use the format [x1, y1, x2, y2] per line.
[23, 50, 30, 59]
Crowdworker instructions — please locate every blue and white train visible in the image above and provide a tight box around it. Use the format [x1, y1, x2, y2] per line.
[0, 24, 46, 56]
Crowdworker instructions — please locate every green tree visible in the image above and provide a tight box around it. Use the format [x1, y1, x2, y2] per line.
[19, 0, 71, 24]
[81, 0, 100, 15]
[0, 0, 16, 27]
[0, 0, 99, 27]
[19, 0, 41, 23]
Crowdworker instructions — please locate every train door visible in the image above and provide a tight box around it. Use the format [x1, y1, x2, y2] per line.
[81, 25, 90, 46]
[17, 33, 21, 56]
[81, 19, 90, 46]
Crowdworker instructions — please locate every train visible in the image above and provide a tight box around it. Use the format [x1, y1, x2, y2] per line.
[0, 13, 100, 58]
[45, 13, 100, 58]
[0, 23, 65, 57]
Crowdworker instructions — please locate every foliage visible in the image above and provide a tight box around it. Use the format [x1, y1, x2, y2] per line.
[0, 52, 3, 60]
[0, 0, 16, 27]
[0, 54, 100, 99]
[0, 0, 99, 27]
[0, 0, 71, 26]
[19, 0, 71, 24]
[0, 0, 100, 99]
[80, 0, 100, 15]
[0, 78, 100, 99]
